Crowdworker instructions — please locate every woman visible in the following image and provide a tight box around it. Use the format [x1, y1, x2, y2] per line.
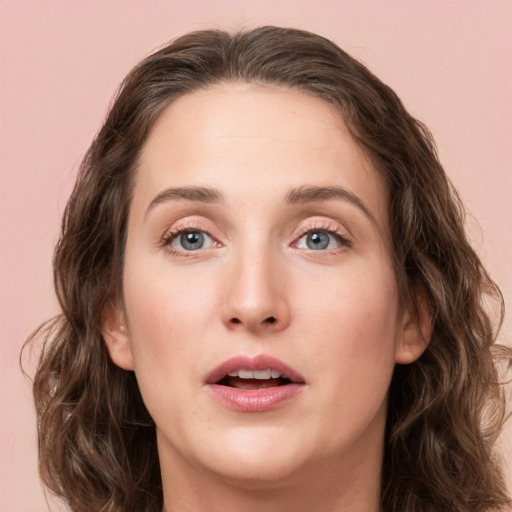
[28, 27, 511, 512]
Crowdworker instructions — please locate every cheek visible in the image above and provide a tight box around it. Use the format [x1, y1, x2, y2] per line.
[124, 250, 217, 334]
[298, 255, 399, 340]
[294, 256, 400, 391]
[121, 253, 221, 391]
[291, 259, 399, 449]
[120, 264, 220, 434]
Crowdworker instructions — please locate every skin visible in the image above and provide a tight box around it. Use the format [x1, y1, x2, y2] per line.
[103, 84, 429, 512]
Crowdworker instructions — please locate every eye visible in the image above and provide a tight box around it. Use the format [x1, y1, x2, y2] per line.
[167, 230, 216, 252]
[295, 229, 345, 251]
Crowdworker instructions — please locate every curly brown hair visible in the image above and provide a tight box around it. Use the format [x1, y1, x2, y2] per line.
[26, 26, 511, 512]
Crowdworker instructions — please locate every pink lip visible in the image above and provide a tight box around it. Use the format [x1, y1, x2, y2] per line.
[205, 354, 305, 384]
[205, 355, 306, 413]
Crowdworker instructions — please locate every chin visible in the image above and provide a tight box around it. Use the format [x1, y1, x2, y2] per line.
[209, 457, 309, 490]
[197, 424, 315, 486]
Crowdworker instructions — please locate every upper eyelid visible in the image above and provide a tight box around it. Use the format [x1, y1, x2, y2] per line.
[164, 226, 212, 240]
[159, 216, 352, 244]
[162, 215, 213, 234]
[293, 219, 351, 239]
[296, 224, 340, 236]
[161, 222, 216, 244]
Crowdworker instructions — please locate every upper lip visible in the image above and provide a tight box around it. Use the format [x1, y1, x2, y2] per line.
[205, 354, 306, 384]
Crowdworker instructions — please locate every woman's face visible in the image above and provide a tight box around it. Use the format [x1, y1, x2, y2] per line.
[105, 84, 426, 488]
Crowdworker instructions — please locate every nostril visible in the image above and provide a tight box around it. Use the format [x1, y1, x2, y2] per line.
[228, 316, 278, 326]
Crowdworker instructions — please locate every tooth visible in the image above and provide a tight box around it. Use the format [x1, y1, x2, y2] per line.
[253, 369, 272, 379]
[227, 368, 282, 380]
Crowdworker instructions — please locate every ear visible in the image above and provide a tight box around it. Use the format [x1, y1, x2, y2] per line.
[395, 291, 433, 365]
[101, 301, 135, 371]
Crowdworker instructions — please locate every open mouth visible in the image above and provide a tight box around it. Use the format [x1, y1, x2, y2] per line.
[205, 356, 305, 412]
[216, 369, 293, 390]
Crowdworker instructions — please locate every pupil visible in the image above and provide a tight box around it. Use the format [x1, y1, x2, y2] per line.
[181, 231, 204, 250]
[307, 231, 329, 250]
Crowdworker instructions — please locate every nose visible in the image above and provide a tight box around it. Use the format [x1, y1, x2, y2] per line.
[221, 245, 291, 334]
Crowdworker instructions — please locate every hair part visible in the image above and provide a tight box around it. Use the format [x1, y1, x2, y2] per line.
[25, 26, 511, 512]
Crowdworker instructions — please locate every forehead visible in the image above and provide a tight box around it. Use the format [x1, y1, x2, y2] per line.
[133, 83, 389, 231]
[142, 83, 363, 164]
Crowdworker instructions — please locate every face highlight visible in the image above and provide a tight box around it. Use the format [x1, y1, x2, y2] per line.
[103, 83, 427, 499]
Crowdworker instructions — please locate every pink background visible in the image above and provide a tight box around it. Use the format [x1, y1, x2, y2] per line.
[1, 1, 511, 510]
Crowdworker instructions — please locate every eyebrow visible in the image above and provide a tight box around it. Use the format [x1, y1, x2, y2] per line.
[145, 184, 377, 226]
[145, 186, 223, 218]
[285, 186, 377, 226]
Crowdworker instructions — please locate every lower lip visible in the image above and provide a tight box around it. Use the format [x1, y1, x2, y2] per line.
[206, 383, 304, 412]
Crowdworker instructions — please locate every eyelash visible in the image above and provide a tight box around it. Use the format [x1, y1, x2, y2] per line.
[161, 221, 351, 257]
[162, 222, 217, 257]
[293, 222, 352, 253]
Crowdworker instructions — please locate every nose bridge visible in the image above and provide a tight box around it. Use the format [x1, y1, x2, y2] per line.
[222, 232, 289, 332]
